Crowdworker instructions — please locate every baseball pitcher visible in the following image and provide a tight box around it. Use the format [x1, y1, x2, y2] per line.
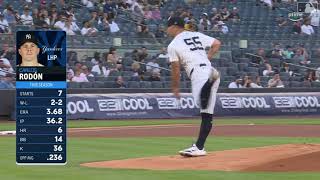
[167, 16, 221, 157]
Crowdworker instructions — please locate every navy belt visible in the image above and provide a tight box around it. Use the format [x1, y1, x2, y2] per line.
[190, 64, 206, 77]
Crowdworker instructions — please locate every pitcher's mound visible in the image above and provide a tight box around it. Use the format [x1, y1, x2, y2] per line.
[81, 144, 320, 172]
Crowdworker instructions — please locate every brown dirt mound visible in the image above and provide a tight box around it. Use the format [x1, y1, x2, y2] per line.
[81, 144, 320, 172]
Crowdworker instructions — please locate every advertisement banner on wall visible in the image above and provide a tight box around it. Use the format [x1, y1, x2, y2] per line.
[67, 93, 320, 120]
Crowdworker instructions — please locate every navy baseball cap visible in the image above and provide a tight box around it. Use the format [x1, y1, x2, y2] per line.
[167, 16, 184, 28]
[19, 32, 38, 47]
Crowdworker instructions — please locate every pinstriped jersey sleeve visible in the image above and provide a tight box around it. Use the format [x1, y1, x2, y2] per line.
[198, 32, 216, 48]
[168, 43, 179, 63]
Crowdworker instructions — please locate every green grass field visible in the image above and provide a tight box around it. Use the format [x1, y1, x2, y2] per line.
[1, 117, 320, 131]
[1, 118, 320, 180]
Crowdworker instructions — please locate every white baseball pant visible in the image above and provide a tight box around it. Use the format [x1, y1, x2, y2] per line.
[190, 65, 220, 114]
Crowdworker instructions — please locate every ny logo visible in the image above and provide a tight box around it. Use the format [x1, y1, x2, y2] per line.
[26, 34, 31, 39]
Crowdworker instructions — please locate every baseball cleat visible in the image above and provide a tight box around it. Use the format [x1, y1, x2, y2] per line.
[179, 144, 207, 157]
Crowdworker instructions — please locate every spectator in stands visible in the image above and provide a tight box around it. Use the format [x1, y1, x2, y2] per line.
[157, 47, 169, 62]
[137, 19, 150, 36]
[54, 14, 66, 30]
[67, 70, 73, 82]
[301, 19, 315, 35]
[115, 76, 126, 88]
[88, 9, 99, 28]
[252, 76, 263, 88]
[269, 43, 284, 59]
[34, 13, 49, 29]
[148, 70, 161, 81]
[212, 21, 229, 34]
[103, 0, 116, 15]
[281, 63, 293, 76]
[82, 0, 94, 8]
[132, 3, 144, 21]
[261, 0, 273, 9]
[276, 15, 288, 27]
[106, 47, 122, 71]
[262, 63, 274, 76]
[270, 49, 283, 59]
[81, 21, 98, 36]
[131, 61, 144, 81]
[151, 6, 161, 20]
[143, 6, 153, 19]
[0, 57, 14, 77]
[81, 65, 95, 78]
[0, 75, 15, 88]
[98, 13, 110, 32]
[242, 76, 263, 88]
[305, 70, 317, 82]
[3, 5, 15, 24]
[68, 51, 78, 63]
[66, 6, 76, 21]
[40, 9, 50, 25]
[146, 58, 160, 73]
[109, 18, 120, 33]
[228, 76, 243, 88]
[132, 46, 149, 62]
[155, 25, 167, 42]
[107, 47, 122, 64]
[72, 62, 83, 75]
[292, 20, 302, 34]
[0, 13, 10, 33]
[294, 48, 310, 65]
[254, 48, 267, 64]
[211, 8, 223, 24]
[91, 52, 101, 65]
[282, 45, 295, 59]
[49, 10, 58, 27]
[268, 72, 284, 88]
[0, 44, 14, 61]
[63, 20, 76, 35]
[117, 1, 128, 10]
[241, 76, 251, 88]
[309, 4, 320, 27]
[20, 6, 33, 25]
[293, 48, 305, 62]
[199, 13, 211, 32]
[91, 60, 110, 77]
[68, 14, 80, 33]
[220, 7, 230, 21]
[71, 70, 89, 82]
[229, 7, 240, 22]
[316, 67, 320, 81]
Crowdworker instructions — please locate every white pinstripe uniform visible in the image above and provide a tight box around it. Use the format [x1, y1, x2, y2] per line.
[168, 31, 220, 114]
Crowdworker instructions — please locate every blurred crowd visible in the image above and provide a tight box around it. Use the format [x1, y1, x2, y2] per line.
[0, 0, 320, 88]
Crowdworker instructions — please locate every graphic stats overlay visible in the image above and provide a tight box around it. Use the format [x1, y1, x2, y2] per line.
[16, 31, 67, 164]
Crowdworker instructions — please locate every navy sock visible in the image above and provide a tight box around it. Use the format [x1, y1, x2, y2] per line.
[196, 113, 213, 150]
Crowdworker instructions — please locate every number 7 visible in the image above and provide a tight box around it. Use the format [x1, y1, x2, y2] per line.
[58, 90, 62, 96]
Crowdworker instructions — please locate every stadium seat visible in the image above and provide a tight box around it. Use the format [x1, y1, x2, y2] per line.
[311, 81, 320, 88]
[80, 82, 93, 88]
[104, 81, 116, 88]
[93, 81, 105, 88]
[140, 81, 152, 88]
[95, 76, 108, 81]
[128, 81, 140, 88]
[289, 81, 302, 88]
[68, 82, 80, 88]
[151, 81, 163, 88]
